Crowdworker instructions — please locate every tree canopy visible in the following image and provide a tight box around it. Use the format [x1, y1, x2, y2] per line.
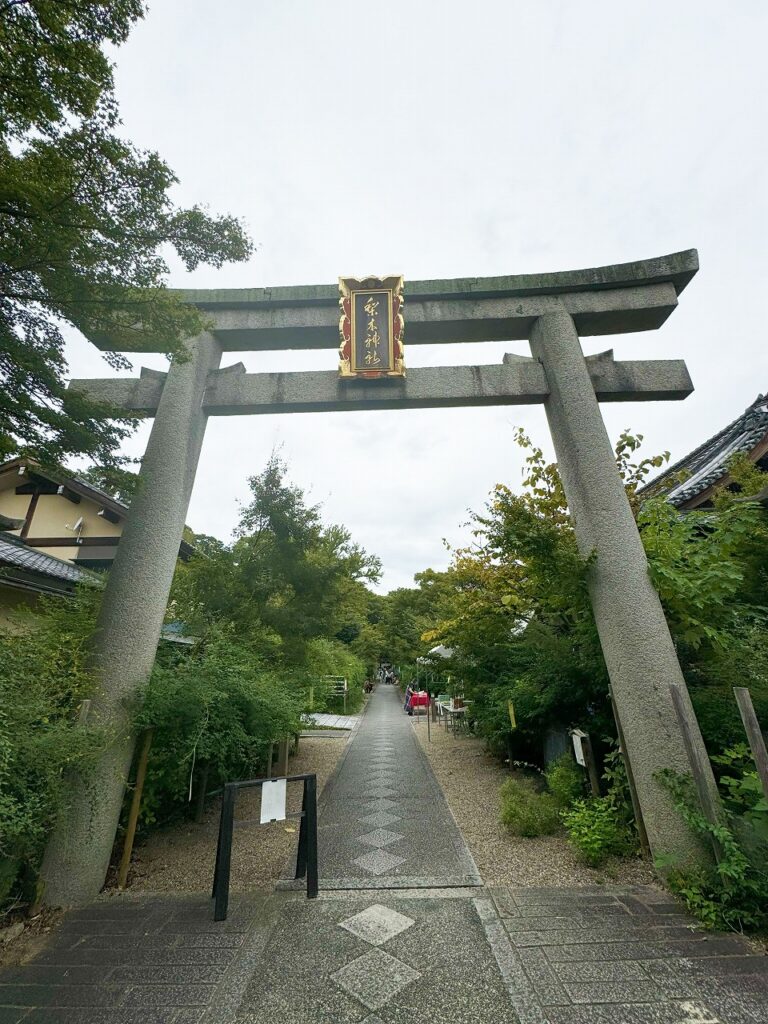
[0, 0, 252, 467]
[171, 455, 381, 670]
[373, 430, 768, 760]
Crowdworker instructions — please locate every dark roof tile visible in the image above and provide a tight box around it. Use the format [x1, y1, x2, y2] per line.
[642, 393, 768, 506]
[0, 533, 94, 584]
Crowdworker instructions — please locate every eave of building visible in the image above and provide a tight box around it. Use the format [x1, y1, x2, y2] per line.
[642, 393, 768, 508]
[0, 458, 128, 521]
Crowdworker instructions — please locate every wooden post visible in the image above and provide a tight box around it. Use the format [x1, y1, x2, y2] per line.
[427, 698, 432, 742]
[278, 738, 289, 777]
[734, 687, 768, 804]
[609, 683, 651, 859]
[117, 729, 153, 890]
[194, 763, 209, 824]
[669, 684, 722, 862]
[581, 733, 602, 798]
[266, 742, 274, 780]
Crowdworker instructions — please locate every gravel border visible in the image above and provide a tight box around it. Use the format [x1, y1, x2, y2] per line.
[128, 735, 348, 894]
[412, 714, 659, 889]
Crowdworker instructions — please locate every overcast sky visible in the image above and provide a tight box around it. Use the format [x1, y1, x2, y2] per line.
[64, 0, 768, 591]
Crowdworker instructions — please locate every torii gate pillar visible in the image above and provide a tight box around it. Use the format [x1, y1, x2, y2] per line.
[40, 333, 222, 906]
[530, 308, 715, 860]
[41, 250, 719, 904]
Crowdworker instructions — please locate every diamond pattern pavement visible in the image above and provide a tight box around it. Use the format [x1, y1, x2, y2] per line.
[338, 904, 415, 946]
[358, 810, 401, 828]
[316, 686, 481, 886]
[331, 948, 421, 1010]
[356, 827, 404, 848]
[352, 849, 406, 876]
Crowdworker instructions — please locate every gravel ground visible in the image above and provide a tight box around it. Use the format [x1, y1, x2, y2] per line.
[127, 735, 348, 894]
[412, 714, 659, 889]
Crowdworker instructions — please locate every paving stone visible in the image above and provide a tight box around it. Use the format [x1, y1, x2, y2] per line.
[475, 916, 549, 1024]
[0, 983, 124, 1007]
[503, 915, 592, 932]
[66, 904, 158, 922]
[644, 956, 768, 978]
[489, 887, 519, 919]
[543, 941, 663, 962]
[109, 964, 225, 984]
[513, 894, 622, 907]
[358, 811, 400, 828]
[553, 961, 652, 982]
[173, 932, 246, 948]
[74, 933, 181, 949]
[37, 945, 235, 967]
[359, 797, 398, 811]
[544, 1009, 613, 1024]
[644, 926, 709, 942]
[0, 964, 114, 985]
[356, 828, 404, 849]
[338, 904, 415, 946]
[352, 849, 406, 876]
[616, 896, 658, 916]
[120, 984, 215, 1007]
[330, 948, 421, 1010]
[509, 927, 646, 947]
[24, 1012, 181, 1024]
[513, 903, 628, 919]
[657, 938, 753, 958]
[0, 1009, 29, 1024]
[515, 946, 570, 1005]
[565, 981, 665, 1004]
[472, 897, 497, 923]
[545, 1005, 717, 1024]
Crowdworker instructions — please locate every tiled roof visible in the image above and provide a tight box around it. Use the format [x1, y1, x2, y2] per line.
[643, 393, 768, 507]
[0, 533, 94, 584]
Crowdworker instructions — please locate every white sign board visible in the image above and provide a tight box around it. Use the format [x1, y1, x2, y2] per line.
[260, 778, 287, 824]
[571, 729, 587, 767]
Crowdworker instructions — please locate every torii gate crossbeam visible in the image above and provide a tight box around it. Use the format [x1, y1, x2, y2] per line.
[41, 250, 719, 905]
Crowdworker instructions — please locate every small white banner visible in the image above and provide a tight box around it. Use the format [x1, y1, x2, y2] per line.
[571, 729, 587, 767]
[260, 778, 287, 824]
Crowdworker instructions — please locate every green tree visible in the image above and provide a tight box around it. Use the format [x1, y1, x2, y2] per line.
[0, 0, 252, 467]
[172, 455, 381, 667]
[425, 430, 768, 759]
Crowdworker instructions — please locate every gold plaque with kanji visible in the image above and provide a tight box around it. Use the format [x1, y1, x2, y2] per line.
[338, 275, 405, 378]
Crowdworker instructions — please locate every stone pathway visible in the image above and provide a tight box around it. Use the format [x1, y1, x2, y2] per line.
[304, 684, 481, 889]
[1, 686, 766, 1022]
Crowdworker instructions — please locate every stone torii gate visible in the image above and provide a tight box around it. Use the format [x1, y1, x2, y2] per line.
[41, 249, 719, 905]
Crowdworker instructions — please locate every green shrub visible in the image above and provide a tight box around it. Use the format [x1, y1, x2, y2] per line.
[561, 798, 635, 866]
[544, 754, 585, 809]
[712, 744, 768, 840]
[660, 770, 768, 932]
[500, 777, 561, 837]
[133, 628, 303, 829]
[0, 590, 103, 903]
